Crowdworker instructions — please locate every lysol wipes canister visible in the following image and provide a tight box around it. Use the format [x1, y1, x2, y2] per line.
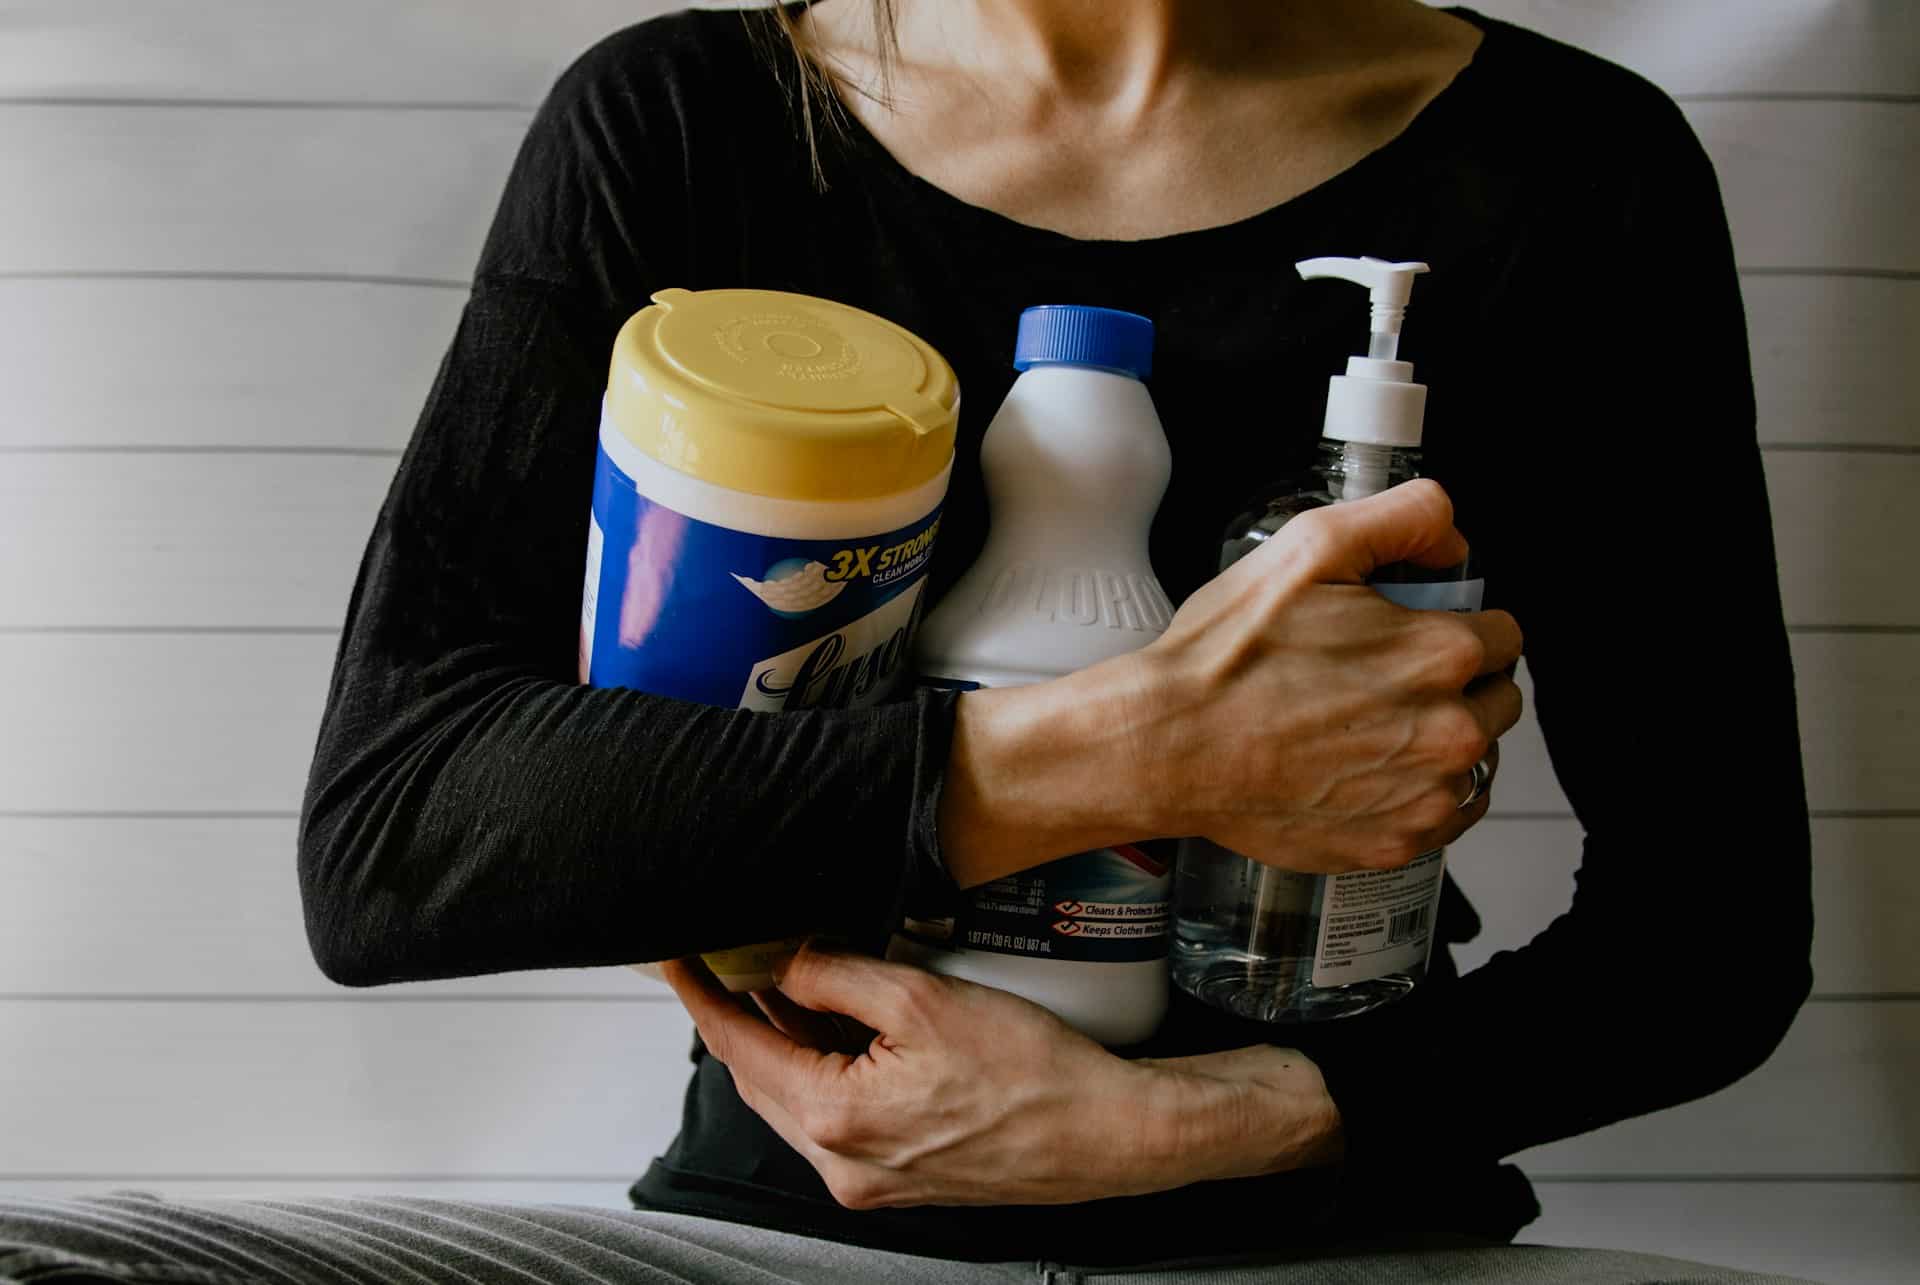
[579, 288, 959, 991]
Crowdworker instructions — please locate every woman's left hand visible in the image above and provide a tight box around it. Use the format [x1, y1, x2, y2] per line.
[661, 941, 1344, 1209]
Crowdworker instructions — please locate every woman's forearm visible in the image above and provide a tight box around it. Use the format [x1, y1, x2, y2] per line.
[671, 941, 1347, 1209]
[1137, 1045, 1347, 1188]
[937, 481, 1524, 890]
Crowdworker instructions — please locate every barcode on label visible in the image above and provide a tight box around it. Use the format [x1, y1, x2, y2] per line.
[1386, 904, 1431, 946]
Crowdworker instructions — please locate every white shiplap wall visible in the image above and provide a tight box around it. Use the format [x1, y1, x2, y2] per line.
[0, 2, 1913, 1281]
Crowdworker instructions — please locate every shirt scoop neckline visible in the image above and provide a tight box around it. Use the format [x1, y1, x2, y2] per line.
[805, 5, 1499, 256]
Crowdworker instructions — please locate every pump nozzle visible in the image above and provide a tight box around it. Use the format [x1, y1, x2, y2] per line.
[1295, 256, 1432, 448]
[1296, 256, 1429, 360]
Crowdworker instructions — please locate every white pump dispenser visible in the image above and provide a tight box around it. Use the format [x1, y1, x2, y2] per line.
[1296, 257, 1430, 449]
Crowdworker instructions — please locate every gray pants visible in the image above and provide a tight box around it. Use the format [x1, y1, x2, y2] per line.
[0, 1193, 1811, 1284]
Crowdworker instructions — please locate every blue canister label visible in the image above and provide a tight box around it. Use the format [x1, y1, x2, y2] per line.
[580, 438, 943, 712]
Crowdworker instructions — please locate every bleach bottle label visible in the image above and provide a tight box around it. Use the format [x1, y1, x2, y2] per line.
[902, 839, 1173, 964]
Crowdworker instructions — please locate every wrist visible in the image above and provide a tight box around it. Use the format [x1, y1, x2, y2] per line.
[936, 655, 1170, 888]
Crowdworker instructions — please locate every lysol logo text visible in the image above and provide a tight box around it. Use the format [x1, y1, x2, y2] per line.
[741, 583, 928, 711]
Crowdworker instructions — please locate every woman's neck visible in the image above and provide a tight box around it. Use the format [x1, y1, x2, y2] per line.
[948, 0, 1269, 111]
[882, 0, 1446, 105]
[800, 0, 1482, 240]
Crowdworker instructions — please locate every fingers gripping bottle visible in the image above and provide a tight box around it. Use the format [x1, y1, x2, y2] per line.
[887, 306, 1176, 1047]
[580, 288, 959, 992]
[1171, 258, 1484, 1024]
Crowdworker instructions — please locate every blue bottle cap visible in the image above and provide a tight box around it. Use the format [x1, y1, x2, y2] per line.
[1012, 305, 1154, 379]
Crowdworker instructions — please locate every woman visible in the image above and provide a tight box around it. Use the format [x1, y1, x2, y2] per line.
[0, 2, 1811, 1281]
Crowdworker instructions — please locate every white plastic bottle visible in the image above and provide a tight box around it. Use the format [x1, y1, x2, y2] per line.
[887, 305, 1176, 1047]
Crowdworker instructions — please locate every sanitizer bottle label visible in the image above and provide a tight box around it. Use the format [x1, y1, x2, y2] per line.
[1310, 849, 1446, 986]
[581, 433, 943, 711]
[1307, 572, 1484, 986]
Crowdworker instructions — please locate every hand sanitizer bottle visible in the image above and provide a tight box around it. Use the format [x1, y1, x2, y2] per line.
[1170, 258, 1483, 1024]
[888, 305, 1177, 1047]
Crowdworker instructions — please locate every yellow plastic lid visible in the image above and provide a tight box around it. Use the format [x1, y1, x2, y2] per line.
[605, 288, 960, 502]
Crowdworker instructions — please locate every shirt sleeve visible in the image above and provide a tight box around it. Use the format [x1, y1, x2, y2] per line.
[1301, 94, 1814, 1197]
[296, 35, 961, 987]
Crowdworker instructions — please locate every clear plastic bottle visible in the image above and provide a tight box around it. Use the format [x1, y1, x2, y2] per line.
[1170, 258, 1483, 1024]
[887, 305, 1176, 1047]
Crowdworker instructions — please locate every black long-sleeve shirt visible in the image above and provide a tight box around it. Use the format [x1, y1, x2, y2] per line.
[299, 6, 1813, 1266]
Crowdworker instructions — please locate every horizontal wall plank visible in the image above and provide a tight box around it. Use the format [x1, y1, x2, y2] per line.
[0, 1000, 692, 1175]
[1447, 817, 1920, 995]
[1461, 0, 1920, 98]
[7, 279, 1909, 455]
[1527, 1180, 1920, 1285]
[1795, 632, 1920, 815]
[0, 998, 1903, 1178]
[4, 815, 1903, 999]
[6, 450, 1904, 631]
[1685, 100, 1918, 274]
[0, 278, 460, 450]
[0, 1, 692, 105]
[0, 454, 391, 630]
[0, 1180, 631, 1207]
[4, 275, 1911, 454]
[1478, 628, 1920, 820]
[0, 634, 333, 814]
[1507, 632, 1920, 819]
[1768, 452, 1920, 627]
[1517, 1001, 1920, 1176]
[0, 106, 521, 279]
[1747, 275, 1920, 449]
[4, 103, 1908, 283]
[0, 634, 1909, 816]
[0, 818, 657, 997]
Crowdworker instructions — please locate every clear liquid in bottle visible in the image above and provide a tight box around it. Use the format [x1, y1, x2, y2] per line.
[1170, 439, 1479, 1023]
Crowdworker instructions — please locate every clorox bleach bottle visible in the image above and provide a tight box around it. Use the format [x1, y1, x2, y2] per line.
[580, 288, 959, 993]
[888, 305, 1175, 1046]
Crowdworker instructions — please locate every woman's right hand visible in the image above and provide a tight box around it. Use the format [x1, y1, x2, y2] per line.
[1126, 478, 1522, 873]
[937, 479, 1522, 886]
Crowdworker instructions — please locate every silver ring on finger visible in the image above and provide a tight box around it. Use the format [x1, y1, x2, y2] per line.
[1457, 756, 1493, 810]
